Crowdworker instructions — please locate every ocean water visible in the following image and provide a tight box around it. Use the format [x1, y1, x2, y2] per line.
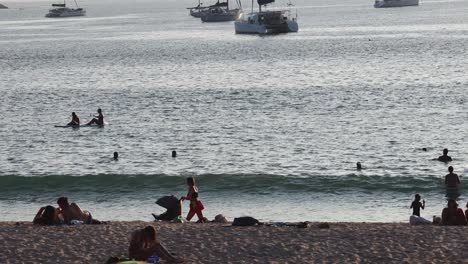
[1, 0, 467, 222]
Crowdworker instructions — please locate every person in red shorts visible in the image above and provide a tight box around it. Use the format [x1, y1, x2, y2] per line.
[181, 177, 205, 222]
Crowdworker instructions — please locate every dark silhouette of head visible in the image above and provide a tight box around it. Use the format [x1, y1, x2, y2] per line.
[187, 177, 195, 186]
[113, 152, 118, 160]
[414, 194, 421, 201]
[172, 150, 177, 158]
[422, 148, 427, 151]
[42, 205, 56, 225]
[57, 196, 69, 209]
[192, 192, 199, 199]
[356, 162, 362, 170]
[447, 199, 458, 208]
[443, 148, 448, 155]
[72, 112, 77, 118]
[142, 226, 157, 242]
[98, 108, 102, 114]
[448, 166, 454, 173]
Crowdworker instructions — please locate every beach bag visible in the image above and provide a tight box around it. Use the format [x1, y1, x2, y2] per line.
[232, 216, 259, 226]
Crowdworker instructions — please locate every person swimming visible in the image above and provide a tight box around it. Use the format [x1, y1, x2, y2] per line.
[67, 112, 80, 127]
[113, 152, 119, 161]
[437, 148, 452, 162]
[445, 166, 461, 189]
[86, 108, 104, 126]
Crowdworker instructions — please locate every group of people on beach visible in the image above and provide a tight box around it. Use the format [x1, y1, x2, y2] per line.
[409, 148, 467, 225]
[33, 196, 102, 225]
[64, 108, 105, 127]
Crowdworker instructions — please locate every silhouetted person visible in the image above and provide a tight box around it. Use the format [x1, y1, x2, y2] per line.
[356, 162, 362, 170]
[172, 151, 177, 158]
[410, 194, 425, 217]
[445, 166, 461, 189]
[441, 199, 467, 226]
[67, 112, 80, 127]
[86, 108, 104, 126]
[422, 148, 427, 151]
[113, 152, 119, 160]
[438, 148, 452, 162]
[128, 226, 184, 262]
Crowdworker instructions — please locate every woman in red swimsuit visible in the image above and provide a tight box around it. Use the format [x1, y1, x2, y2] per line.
[181, 177, 205, 222]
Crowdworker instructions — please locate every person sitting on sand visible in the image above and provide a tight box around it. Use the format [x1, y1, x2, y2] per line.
[33, 205, 63, 225]
[466, 202, 468, 223]
[437, 148, 452, 162]
[67, 112, 80, 127]
[410, 194, 425, 217]
[86, 108, 104, 126]
[129, 226, 184, 263]
[57, 197, 102, 224]
[441, 199, 467, 226]
[181, 177, 205, 223]
[445, 166, 461, 189]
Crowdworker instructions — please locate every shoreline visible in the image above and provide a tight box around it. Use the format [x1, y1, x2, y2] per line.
[1, 221, 467, 263]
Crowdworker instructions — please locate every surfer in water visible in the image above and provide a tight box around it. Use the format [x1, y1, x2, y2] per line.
[86, 108, 104, 126]
[67, 112, 80, 127]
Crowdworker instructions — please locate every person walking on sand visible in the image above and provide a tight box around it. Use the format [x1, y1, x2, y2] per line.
[86, 108, 104, 126]
[438, 148, 452, 162]
[128, 226, 184, 263]
[410, 194, 425, 217]
[181, 177, 205, 222]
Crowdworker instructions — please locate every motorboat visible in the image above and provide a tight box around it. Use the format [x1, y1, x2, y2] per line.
[235, 0, 298, 34]
[45, 0, 85, 18]
[374, 0, 419, 8]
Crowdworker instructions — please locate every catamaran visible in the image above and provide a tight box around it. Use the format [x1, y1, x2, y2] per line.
[45, 0, 86, 18]
[234, 0, 298, 34]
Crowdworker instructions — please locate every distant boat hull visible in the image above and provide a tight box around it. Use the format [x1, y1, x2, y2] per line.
[235, 11, 298, 34]
[374, 0, 419, 8]
[45, 7, 86, 17]
[201, 8, 240, 22]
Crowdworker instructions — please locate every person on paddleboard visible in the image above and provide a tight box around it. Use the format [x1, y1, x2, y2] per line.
[86, 108, 104, 126]
[67, 112, 80, 127]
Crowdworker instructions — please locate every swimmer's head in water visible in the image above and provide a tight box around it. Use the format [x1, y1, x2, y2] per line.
[443, 148, 449, 155]
[113, 152, 118, 160]
[172, 150, 177, 158]
[414, 194, 421, 201]
[356, 162, 362, 170]
[448, 166, 454, 173]
[187, 177, 195, 186]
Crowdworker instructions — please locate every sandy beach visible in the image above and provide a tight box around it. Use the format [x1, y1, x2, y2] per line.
[0, 221, 467, 263]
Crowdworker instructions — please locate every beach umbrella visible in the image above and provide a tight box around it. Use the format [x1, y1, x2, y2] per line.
[156, 195, 179, 209]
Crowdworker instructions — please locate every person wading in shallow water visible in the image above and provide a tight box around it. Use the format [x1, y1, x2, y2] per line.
[128, 226, 184, 263]
[438, 148, 452, 162]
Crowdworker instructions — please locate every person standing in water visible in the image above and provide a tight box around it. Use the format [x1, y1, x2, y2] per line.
[86, 108, 104, 126]
[67, 112, 80, 127]
[181, 177, 205, 222]
[438, 148, 452, 162]
[410, 194, 425, 217]
[445, 166, 461, 189]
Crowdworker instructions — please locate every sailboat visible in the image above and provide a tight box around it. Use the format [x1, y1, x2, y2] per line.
[234, 0, 298, 34]
[200, 0, 242, 22]
[45, 0, 86, 18]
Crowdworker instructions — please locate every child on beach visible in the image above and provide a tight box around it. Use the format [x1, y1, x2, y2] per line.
[410, 194, 425, 217]
[181, 177, 205, 222]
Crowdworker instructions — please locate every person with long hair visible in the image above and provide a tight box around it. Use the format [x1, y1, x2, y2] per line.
[128, 226, 184, 262]
[33, 205, 62, 225]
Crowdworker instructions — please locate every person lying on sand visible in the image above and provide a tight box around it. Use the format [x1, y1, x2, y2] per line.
[33, 205, 63, 226]
[441, 199, 467, 226]
[129, 226, 184, 263]
[57, 197, 102, 224]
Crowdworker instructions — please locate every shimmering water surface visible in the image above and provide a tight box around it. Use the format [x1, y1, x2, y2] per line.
[1, 0, 468, 222]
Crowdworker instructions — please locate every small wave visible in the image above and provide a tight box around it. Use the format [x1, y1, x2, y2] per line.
[0, 173, 447, 197]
